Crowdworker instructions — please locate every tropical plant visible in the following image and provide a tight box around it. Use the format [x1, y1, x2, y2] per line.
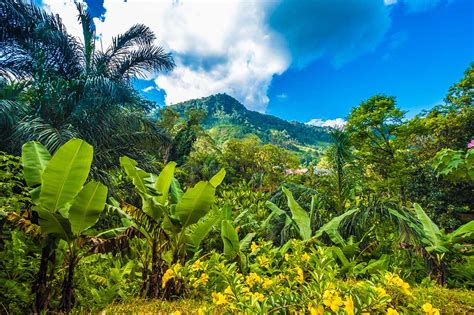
[411, 203, 474, 285]
[118, 156, 225, 298]
[432, 147, 474, 182]
[21, 138, 108, 311]
[0, 0, 174, 175]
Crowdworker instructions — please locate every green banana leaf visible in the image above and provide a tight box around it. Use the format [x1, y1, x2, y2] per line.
[221, 219, 240, 259]
[282, 187, 311, 240]
[68, 181, 108, 235]
[21, 141, 51, 187]
[170, 177, 183, 204]
[40, 139, 93, 212]
[119, 156, 151, 195]
[186, 209, 221, 250]
[448, 220, 474, 242]
[209, 168, 226, 187]
[413, 203, 444, 251]
[155, 162, 176, 204]
[175, 181, 216, 227]
[315, 208, 359, 246]
[35, 207, 72, 241]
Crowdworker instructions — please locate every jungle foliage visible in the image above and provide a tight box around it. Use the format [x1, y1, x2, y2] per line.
[0, 1, 473, 314]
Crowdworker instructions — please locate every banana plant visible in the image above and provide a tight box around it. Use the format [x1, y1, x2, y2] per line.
[265, 187, 313, 241]
[22, 139, 108, 312]
[119, 156, 225, 298]
[411, 203, 474, 285]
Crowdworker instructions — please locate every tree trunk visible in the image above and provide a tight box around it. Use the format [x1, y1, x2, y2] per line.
[33, 241, 55, 313]
[147, 238, 161, 298]
[59, 253, 77, 313]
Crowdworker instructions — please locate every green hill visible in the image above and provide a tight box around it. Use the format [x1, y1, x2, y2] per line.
[170, 93, 331, 150]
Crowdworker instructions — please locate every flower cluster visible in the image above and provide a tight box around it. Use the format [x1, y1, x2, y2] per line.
[385, 272, 411, 295]
[178, 241, 441, 314]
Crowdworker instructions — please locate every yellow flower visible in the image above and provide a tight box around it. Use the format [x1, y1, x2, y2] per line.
[257, 255, 270, 268]
[170, 311, 181, 315]
[375, 287, 388, 298]
[162, 268, 174, 288]
[252, 292, 265, 302]
[422, 303, 440, 315]
[251, 242, 258, 253]
[196, 308, 205, 315]
[385, 273, 410, 295]
[191, 259, 202, 271]
[263, 278, 274, 289]
[241, 286, 251, 294]
[245, 272, 262, 287]
[301, 253, 311, 262]
[323, 289, 343, 312]
[344, 295, 355, 315]
[308, 304, 324, 315]
[295, 267, 304, 283]
[199, 273, 209, 285]
[386, 307, 399, 315]
[224, 285, 233, 295]
[285, 253, 290, 261]
[212, 292, 228, 305]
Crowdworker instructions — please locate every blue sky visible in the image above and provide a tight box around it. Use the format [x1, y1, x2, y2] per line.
[41, 0, 473, 125]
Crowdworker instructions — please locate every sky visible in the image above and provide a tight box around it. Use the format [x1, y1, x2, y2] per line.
[39, 0, 474, 126]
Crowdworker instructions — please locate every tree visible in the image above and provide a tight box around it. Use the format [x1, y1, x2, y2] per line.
[346, 95, 408, 201]
[21, 139, 108, 312]
[0, 0, 174, 175]
[445, 62, 473, 108]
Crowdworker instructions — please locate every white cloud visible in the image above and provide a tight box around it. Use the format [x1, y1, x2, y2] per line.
[142, 86, 155, 93]
[43, 0, 290, 112]
[384, 0, 398, 5]
[306, 118, 346, 128]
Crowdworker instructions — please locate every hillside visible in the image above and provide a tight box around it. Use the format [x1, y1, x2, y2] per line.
[170, 93, 331, 150]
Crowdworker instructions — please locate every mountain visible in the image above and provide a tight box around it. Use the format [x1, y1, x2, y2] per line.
[170, 93, 331, 150]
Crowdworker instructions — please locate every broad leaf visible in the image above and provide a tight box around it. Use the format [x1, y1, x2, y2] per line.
[69, 181, 108, 235]
[263, 201, 288, 229]
[40, 139, 93, 212]
[175, 181, 216, 227]
[448, 220, 474, 242]
[170, 177, 183, 203]
[221, 219, 240, 259]
[209, 168, 226, 187]
[186, 210, 221, 249]
[282, 187, 311, 240]
[22, 141, 51, 187]
[413, 203, 443, 248]
[315, 208, 359, 245]
[35, 207, 72, 241]
[155, 162, 176, 204]
[120, 156, 151, 195]
[239, 232, 256, 252]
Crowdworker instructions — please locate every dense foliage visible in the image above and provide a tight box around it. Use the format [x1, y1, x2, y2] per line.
[0, 1, 473, 314]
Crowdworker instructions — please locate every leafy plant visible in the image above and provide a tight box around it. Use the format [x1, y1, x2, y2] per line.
[119, 156, 225, 298]
[22, 138, 108, 311]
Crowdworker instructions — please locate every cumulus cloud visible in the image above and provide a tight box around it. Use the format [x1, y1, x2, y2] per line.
[384, 0, 449, 12]
[268, 0, 391, 67]
[43, 0, 289, 112]
[41, 0, 450, 113]
[306, 118, 346, 128]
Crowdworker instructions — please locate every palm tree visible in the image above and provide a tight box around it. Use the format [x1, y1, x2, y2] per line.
[0, 0, 174, 176]
[327, 128, 354, 213]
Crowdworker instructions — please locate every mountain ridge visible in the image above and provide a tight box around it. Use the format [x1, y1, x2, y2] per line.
[170, 93, 331, 150]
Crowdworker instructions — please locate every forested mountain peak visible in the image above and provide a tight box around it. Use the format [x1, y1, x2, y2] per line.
[170, 93, 331, 149]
